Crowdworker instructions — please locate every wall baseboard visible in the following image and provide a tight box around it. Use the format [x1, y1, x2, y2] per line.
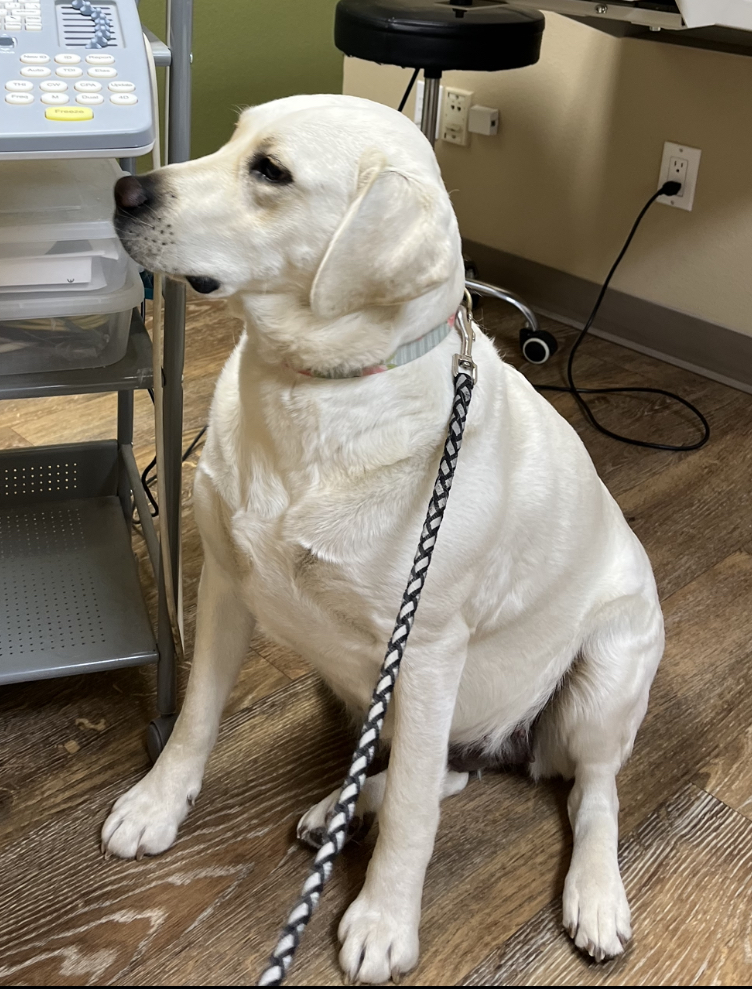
[463, 240, 752, 395]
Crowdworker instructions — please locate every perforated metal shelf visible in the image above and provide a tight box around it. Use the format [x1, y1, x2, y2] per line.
[0, 441, 157, 685]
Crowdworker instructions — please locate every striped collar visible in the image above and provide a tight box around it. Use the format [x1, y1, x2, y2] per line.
[293, 313, 457, 379]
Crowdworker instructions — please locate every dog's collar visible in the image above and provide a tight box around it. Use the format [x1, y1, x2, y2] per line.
[291, 313, 457, 379]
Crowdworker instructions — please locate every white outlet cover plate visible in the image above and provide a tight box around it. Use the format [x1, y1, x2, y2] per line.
[657, 141, 702, 211]
[440, 86, 473, 145]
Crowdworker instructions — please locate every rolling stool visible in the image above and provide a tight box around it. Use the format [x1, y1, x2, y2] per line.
[335, 0, 557, 363]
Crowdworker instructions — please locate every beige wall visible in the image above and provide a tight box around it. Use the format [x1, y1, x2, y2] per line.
[139, 1, 342, 160]
[343, 14, 752, 336]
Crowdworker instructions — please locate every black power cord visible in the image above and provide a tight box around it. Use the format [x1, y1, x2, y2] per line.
[533, 181, 710, 451]
[137, 385, 208, 519]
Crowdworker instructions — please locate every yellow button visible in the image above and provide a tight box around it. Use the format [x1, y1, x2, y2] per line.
[44, 105, 94, 122]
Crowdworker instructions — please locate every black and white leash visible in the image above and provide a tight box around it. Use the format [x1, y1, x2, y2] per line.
[256, 301, 479, 986]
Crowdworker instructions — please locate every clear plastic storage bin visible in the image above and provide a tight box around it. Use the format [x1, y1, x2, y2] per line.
[0, 262, 143, 376]
[0, 158, 144, 376]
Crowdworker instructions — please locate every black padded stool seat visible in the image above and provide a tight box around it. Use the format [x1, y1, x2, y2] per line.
[335, 0, 545, 73]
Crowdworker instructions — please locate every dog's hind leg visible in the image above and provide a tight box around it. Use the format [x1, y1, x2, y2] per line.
[532, 590, 664, 961]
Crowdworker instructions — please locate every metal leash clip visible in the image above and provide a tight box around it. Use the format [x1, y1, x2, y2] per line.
[453, 289, 478, 383]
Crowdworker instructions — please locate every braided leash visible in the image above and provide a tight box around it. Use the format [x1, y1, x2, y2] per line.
[257, 306, 478, 987]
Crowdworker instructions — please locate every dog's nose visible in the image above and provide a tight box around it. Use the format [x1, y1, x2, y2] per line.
[114, 174, 156, 213]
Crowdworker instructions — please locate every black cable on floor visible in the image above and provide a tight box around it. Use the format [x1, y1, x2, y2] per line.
[534, 181, 710, 451]
[182, 425, 207, 462]
[136, 387, 207, 519]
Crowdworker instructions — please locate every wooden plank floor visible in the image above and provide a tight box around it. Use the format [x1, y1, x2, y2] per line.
[1, 297, 751, 986]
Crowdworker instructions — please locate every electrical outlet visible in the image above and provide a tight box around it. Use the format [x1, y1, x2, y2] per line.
[668, 156, 688, 194]
[413, 79, 442, 140]
[657, 141, 702, 211]
[440, 86, 473, 146]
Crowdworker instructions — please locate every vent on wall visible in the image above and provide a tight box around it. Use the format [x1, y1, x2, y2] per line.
[56, 3, 123, 48]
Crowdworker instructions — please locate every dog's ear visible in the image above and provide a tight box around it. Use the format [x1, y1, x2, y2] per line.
[310, 154, 457, 320]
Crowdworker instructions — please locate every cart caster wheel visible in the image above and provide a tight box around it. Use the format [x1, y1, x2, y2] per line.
[147, 714, 177, 763]
[520, 326, 558, 364]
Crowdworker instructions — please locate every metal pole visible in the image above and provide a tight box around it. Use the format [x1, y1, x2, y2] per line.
[420, 71, 442, 147]
[156, 0, 192, 722]
[116, 390, 134, 528]
[121, 444, 160, 575]
[167, 0, 193, 164]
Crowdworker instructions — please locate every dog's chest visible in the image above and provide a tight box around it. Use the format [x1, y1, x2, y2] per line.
[226, 468, 400, 710]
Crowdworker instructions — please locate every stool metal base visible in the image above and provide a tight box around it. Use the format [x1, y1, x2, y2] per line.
[421, 74, 442, 144]
[466, 277, 540, 335]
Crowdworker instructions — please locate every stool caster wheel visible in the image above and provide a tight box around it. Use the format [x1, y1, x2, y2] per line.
[463, 259, 482, 310]
[520, 327, 558, 364]
[147, 714, 177, 763]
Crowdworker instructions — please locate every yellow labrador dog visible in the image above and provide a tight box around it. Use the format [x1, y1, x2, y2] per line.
[103, 95, 663, 983]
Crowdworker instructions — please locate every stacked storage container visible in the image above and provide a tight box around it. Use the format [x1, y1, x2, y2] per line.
[0, 157, 143, 375]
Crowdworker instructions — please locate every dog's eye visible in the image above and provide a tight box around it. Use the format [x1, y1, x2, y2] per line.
[250, 154, 292, 185]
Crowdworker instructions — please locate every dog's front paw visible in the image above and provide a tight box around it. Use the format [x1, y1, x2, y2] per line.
[101, 774, 196, 860]
[338, 892, 420, 984]
[563, 859, 632, 961]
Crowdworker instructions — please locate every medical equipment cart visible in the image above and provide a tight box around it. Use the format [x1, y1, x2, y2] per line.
[0, 0, 193, 759]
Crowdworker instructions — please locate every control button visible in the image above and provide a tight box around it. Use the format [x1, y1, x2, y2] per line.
[5, 79, 33, 92]
[87, 66, 117, 79]
[5, 92, 34, 105]
[85, 53, 115, 65]
[41, 92, 70, 105]
[108, 80, 135, 93]
[74, 79, 101, 93]
[25, 23, 43, 30]
[76, 92, 103, 105]
[110, 92, 138, 106]
[40, 80, 68, 92]
[19, 52, 48, 63]
[20, 65, 51, 77]
[55, 53, 81, 64]
[56, 66, 83, 78]
[45, 105, 94, 121]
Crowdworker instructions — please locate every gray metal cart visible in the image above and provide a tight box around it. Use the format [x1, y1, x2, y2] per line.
[0, 0, 194, 761]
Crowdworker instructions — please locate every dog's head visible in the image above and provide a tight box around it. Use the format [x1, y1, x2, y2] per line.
[114, 95, 462, 322]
